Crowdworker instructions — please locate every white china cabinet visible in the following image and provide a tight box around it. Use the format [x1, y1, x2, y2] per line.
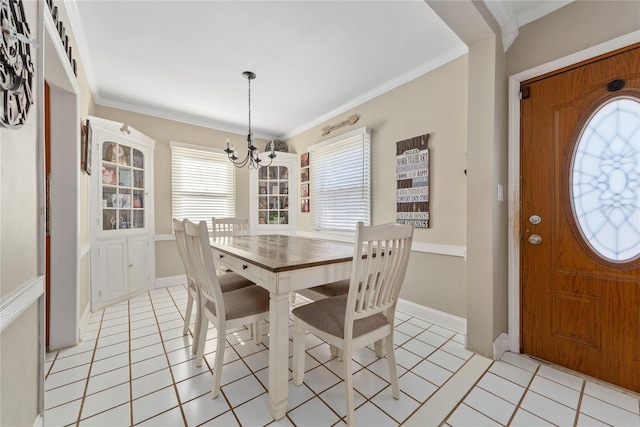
[89, 116, 155, 310]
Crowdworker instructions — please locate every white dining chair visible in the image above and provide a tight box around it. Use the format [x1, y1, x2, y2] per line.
[292, 221, 414, 426]
[212, 217, 249, 275]
[183, 219, 270, 398]
[173, 218, 253, 354]
[212, 217, 249, 237]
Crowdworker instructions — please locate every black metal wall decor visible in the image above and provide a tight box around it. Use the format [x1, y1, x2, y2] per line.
[46, 0, 77, 77]
[0, 0, 35, 128]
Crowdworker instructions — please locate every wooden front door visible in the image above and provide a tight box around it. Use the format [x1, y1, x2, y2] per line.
[520, 44, 640, 392]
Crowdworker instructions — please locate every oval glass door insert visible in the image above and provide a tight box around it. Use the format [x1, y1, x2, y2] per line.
[571, 97, 640, 262]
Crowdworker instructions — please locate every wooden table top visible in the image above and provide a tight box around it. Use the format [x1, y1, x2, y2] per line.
[210, 234, 355, 273]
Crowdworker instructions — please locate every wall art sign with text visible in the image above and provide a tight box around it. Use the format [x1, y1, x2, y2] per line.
[396, 134, 429, 228]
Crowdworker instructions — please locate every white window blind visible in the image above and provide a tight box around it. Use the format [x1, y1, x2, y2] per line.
[171, 142, 235, 224]
[310, 128, 371, 232]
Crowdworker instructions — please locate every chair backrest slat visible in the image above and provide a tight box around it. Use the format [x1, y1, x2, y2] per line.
[184, 219, 226, 316]
[173, 218, 196, 286]
[212, 217, 249, 237]
[346, 222, 413, 334]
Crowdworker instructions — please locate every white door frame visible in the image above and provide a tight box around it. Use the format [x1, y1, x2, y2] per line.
[44, 10, 82, 350]
[507, 31, 640, 353]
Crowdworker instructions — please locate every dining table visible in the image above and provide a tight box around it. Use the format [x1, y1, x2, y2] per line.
[210, 234, 355, 420]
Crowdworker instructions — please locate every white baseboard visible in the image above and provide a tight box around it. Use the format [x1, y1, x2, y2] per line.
[80, 241, 91, 258]
[32, 413, 43, 427]
[155, 274, 186, 288]
[493, 332, 510, 360]
[397, 298, 466, 335]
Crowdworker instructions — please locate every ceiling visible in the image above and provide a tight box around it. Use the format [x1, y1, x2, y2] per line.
[65, 1, 572, 141]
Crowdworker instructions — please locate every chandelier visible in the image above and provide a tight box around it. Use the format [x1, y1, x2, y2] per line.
[224, 71, 276, 169]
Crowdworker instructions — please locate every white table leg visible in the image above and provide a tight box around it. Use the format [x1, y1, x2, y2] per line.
[268, 291, 290, 419]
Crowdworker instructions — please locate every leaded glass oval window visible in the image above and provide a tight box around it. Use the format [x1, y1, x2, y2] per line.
[571, 97, 640, 262]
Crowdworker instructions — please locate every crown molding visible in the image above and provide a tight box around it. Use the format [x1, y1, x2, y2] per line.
[483, 0, 574, 52]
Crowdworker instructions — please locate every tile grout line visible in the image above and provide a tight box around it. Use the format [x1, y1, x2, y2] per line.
[170, 284, 233, 424]
[146, 287, 189, 426]
[168, 286, 217, 421]
[573, 380, 587, 427]
[128, 298, 134, 427]
[75, 310, 105, 426]
[505, 363, 540, 426]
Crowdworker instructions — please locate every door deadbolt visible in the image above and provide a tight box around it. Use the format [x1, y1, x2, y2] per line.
[529, 215, 541, 225]
[528, 234, 542, 245]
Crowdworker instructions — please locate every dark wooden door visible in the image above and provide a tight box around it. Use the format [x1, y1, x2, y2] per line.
[521, 44, 640, 392]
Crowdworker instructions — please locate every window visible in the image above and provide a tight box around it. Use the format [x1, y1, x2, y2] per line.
[571, 97, 640, 262]
[309, 127, 371, 232]
[171, 141, 235, 224]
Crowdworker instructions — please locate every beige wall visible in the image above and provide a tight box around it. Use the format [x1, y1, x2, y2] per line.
[1, 1, 40, 425]
[286, 56, 469, 316]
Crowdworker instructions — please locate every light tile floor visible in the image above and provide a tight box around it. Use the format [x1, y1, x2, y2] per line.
[44, 284, 640, 426]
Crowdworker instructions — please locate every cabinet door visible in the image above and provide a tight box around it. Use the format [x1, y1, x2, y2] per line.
[251, 154, 298, 235]
[97, 239, 128, 305]
[128, 236, 149, 293]
[100, 142, 147, 233]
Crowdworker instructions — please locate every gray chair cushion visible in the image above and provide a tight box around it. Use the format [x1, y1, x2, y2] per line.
[219, 272, 254, 292]
[206, 285, 269, 320]
[292, 295, 388, 339]
[308, 279, 350, 297]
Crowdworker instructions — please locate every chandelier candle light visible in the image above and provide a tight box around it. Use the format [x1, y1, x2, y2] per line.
[224, 71, 276, 169]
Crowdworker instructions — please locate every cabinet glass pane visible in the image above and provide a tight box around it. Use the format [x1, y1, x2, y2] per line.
[268, 210, 282, 224]
[133, 190, 144, 208]
[259, 167, 267, 180]
[118, 189, 132, 208]
[132, 210, 144, 229]
[133, 170, 144, 188]
[132, 148, 144, 168]
[279, 166, 289, 180]
[269, 166, 278, 180]
[119, 168, 132, 187]
[258, 211, 268, 225]
[102, 165, 116, 186]
[103, 209, 118, 230]
[103, 187, 117, 208]
[119, 210, 131, 229]
[103, 142, 131, 165]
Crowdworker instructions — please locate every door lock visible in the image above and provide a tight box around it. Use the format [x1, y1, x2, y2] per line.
[528, 234, 542, 245]
[529, 215, 542, 225]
